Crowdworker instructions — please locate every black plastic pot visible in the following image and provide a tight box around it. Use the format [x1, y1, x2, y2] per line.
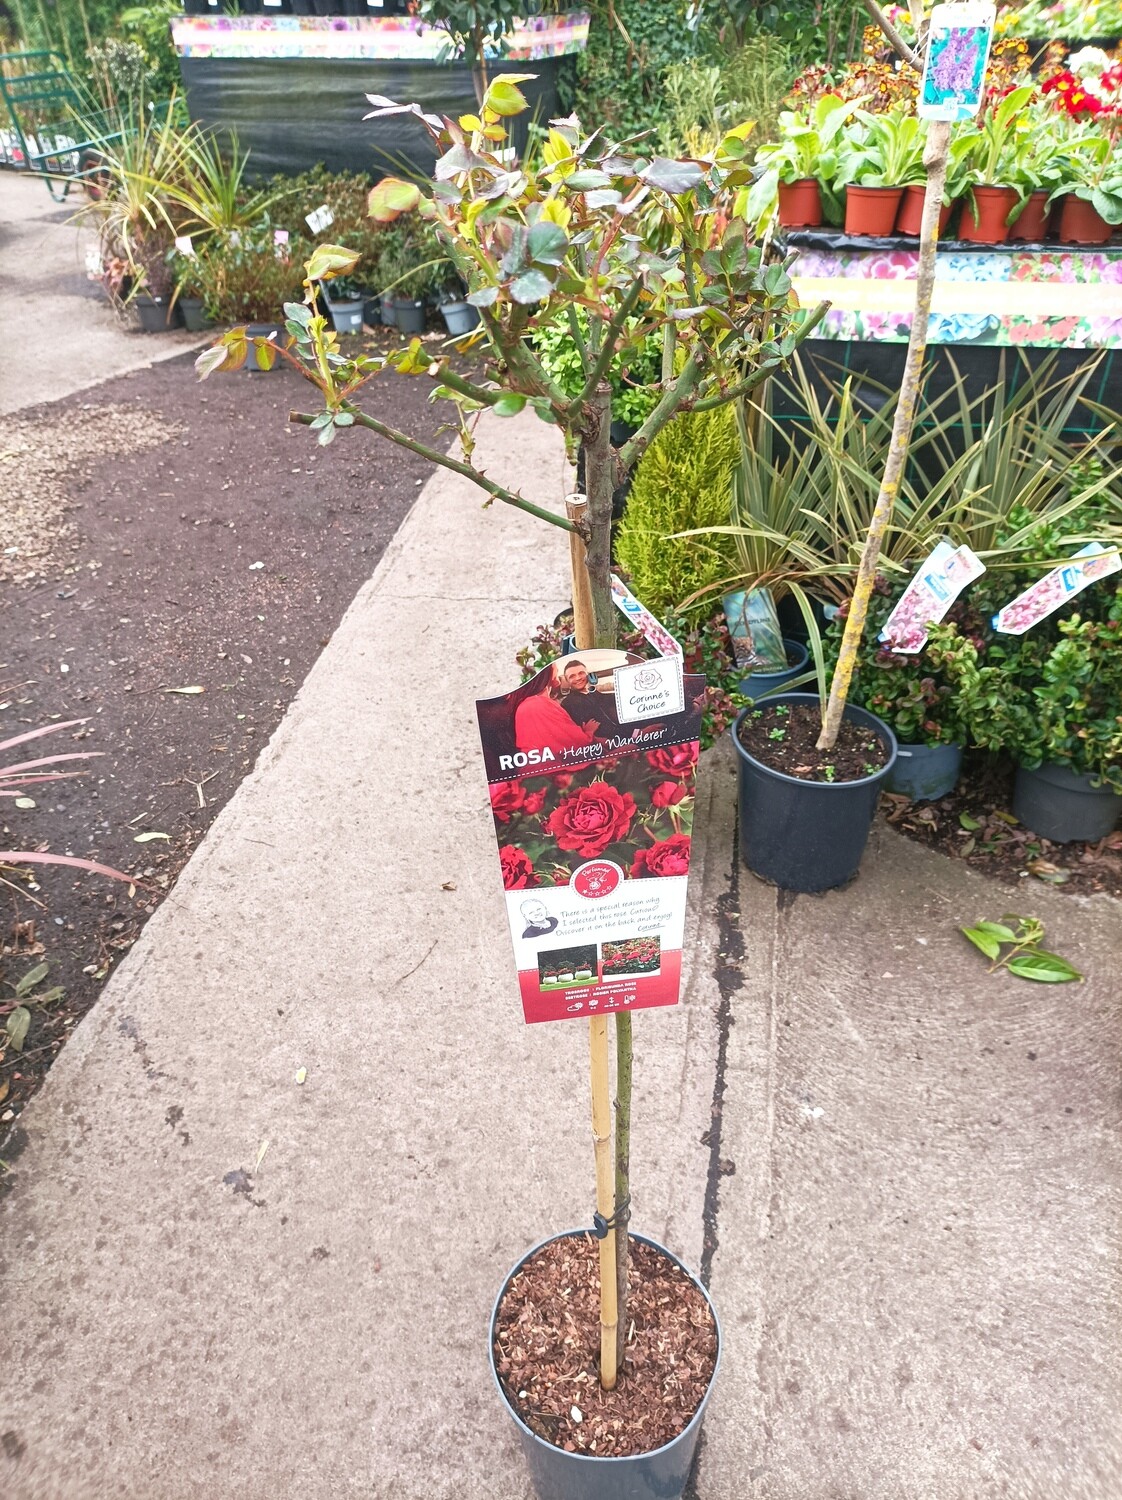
[179, 296, 211, 333]
[134, 293, 180, 333]
[394, 297, 426, 334]
[490, 1231, 720, 1500]
[732, 693, 898, 892]
[738, 638, 808, 699]
[888, 741, 962, 803]
[1012, 762, 1122, 843]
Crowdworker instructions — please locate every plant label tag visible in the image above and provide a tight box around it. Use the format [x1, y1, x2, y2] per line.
[918, 3, 996, 122]
[992, 543, 1121, 635]
[613, 658, 686, 724]
[881, 541, 985, 652]
[610, 574, 682, 658]
[477, 651, 704, 1024]
[273, 228, 289, 245]
[174, 234, 194, 257]
[305, 204, 335, 234]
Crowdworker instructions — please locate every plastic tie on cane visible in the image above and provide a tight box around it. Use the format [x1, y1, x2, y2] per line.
[591, 1195, 631, 1239]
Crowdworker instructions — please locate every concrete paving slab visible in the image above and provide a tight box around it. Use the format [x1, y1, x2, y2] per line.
[0, 408, 724, 1500]
[0, 172, 205, 416]
[700, 823, 1122, 1500]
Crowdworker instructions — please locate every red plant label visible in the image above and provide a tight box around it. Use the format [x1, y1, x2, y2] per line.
[477, 649, 705, 1023]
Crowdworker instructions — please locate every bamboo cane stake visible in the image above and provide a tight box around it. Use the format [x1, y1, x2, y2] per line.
[589, 1013, 619, 1390]
[817, 120, 951, 751]
[565, 493, 596, 650]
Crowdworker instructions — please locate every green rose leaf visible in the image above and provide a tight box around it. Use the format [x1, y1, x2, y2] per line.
[640, 158, 706, 195]
[509, 268, 554, 304]
[492, 394, 527, 417]
[6, 1005, 31, 1052]
[306, 244, 361, 282]
[368, 176, 422, 222]
[466, 285, 500, 308]
[528, 221, 568, 267]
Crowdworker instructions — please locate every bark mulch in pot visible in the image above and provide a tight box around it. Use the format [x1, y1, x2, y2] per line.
[737, 701, 889, 783]
[493, 1234, 717, 1458]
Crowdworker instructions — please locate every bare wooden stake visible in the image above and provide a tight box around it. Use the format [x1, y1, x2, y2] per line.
[589, 1014, 619, 1389]
[565, 493, 595, 650]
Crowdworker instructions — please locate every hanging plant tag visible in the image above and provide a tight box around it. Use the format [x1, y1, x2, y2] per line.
[305, 204, 335, 234]
[918, 3, 996, 122]
[174, 235, 194, 257]
[477, 651, 703, 1024]
[880, 541, 985, 652]
[609, 575, 682, 658]
[992, 543, 1121, 636]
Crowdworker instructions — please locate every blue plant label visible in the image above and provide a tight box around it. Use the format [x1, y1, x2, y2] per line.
[992, 543, 1121, 635]
[918, 3, 996, 122]
[881, 541, 986, 652]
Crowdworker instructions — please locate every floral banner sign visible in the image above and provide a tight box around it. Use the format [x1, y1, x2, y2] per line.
[918, 3, 996, 122]
[477, 651, 704, 1024]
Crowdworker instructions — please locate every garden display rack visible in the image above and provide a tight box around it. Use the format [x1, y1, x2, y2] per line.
[0, 49, 170, 202]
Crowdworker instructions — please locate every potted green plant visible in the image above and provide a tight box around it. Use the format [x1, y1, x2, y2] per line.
[1048, 130, 1122, 243]
[199, 72, 824, 1495]
[956, 84, 1034, 243]
[170, 247, 212, 331]
[1005, 109, 1078, 241]
[751, 92, 861, 228]
[823, 578, 970, 802]
[835, 105, 927, 236]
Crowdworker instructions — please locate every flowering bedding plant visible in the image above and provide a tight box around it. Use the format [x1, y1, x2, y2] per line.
[602, 937, 661, 976]
[491, 745, 697, 891]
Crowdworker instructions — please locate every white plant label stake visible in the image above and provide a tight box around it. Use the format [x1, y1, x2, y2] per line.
[880, 541, 986, 652]
[992, 543, 1121, 635]
[305, 204, 335, 234]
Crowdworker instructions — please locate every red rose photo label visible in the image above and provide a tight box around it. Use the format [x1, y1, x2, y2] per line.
[477, 650, 705, 1023]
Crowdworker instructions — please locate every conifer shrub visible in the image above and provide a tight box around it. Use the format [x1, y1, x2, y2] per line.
[615, 404, 739, 617]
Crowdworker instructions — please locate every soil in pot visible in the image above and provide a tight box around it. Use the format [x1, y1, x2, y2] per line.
[1056, 195, 1114, 245]
[737, 700, 889, 782]
[1009, 190, 1051, 242]
[777, 178, 822, 228]
[959, 186, 1018, 244]
[493, 1234, 717, 1459]
[844, 185, 904, 237]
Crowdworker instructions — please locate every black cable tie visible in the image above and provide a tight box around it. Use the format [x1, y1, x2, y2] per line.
[591, 1195, 631, 1239]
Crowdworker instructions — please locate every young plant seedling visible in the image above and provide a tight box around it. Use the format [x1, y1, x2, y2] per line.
[960, 915, 1082, 984]
[823, 764, 837, 781]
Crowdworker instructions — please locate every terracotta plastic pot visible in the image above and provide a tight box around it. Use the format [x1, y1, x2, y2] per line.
[959, 186, 1018, 244]
[844, 185, 904, 237]
[895, 184, 953, 237]
[1055, 195, 1114, 245]
[490, 1231, 721, 1500]
[1008, 190, 1052, 243]
[777, 178, 822, 229]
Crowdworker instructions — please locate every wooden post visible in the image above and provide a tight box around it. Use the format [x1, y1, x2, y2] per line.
[565, 493, 595, 650]
[590, 1014, 619, 1389]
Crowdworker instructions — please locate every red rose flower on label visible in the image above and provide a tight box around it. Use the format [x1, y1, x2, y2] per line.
[646, 743, 698, 780]
[545, 783, 636, 858]
[490, 781, 526, 822]
[632, 834, 691, 878]
[522, 788, 547, 815]
[651, 780, 689, 808]
[499, 845, 535, 890]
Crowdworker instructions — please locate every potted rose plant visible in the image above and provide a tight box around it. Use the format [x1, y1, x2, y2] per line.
[198, 72, 823, 1498]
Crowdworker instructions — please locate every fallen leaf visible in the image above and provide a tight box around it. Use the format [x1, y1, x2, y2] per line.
[5, 1006, 31, 1052]
[960, 836, 976, 857]
[164, 686, 205, 695]
[254, 1139, 269, 1172]
[134, 831, 170, 843]
[14, 796, 35, 809]
[1027, 858, 1070, 885]
[295, 1067, 307, 1085]
[0, 1078, 9, 1104]
[959, 813, 981, 831]
[992, 810, 1019, 825]
[441, 881, 457, 891]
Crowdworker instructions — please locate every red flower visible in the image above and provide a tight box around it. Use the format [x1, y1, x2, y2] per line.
[545, 782, 636, 858]
[651, 780, 689, 808]
[646, 743, 699, 780]
[522, 788, 547, 815]
[489, 781, 525, 823]
[632, 834, 691, 878]
[499, 845, 535, 889]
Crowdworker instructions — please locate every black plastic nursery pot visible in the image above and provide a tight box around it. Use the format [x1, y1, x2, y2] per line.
[737, 637, 809, 699]
[134, 293, 180, 333]
[1012, 762, 1122, 844]
[888, 741, 963, 803]
[393, 297, 426, 334]
[733, 693, 898, 893]
[179, 296, 211, 333]
[489, 1231, 721, 1500]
